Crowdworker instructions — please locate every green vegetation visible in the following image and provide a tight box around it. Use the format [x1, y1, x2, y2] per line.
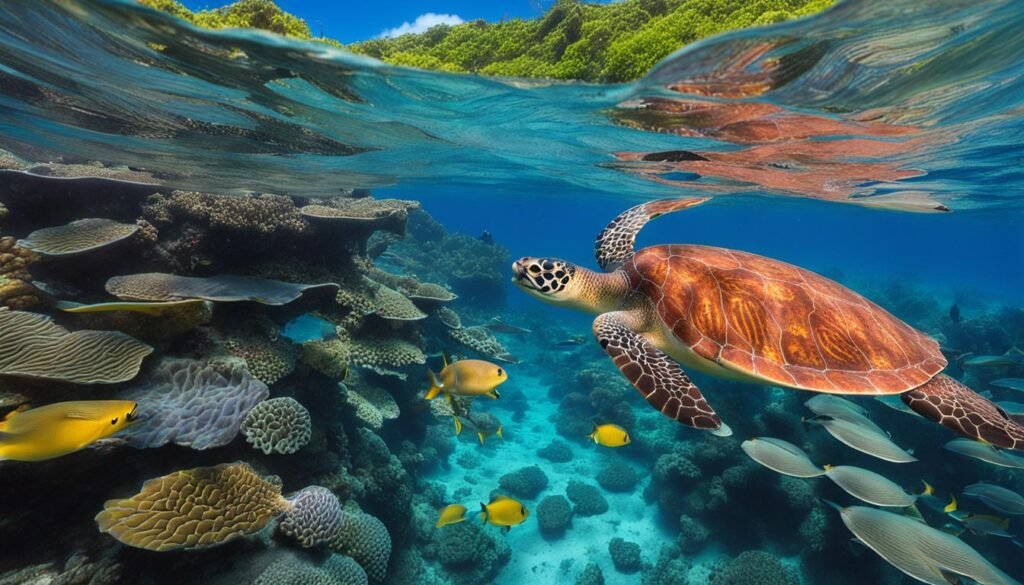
[140, 0, 833, 82]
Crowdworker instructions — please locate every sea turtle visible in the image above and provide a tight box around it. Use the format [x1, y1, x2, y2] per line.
[512, 198, 1024, 449]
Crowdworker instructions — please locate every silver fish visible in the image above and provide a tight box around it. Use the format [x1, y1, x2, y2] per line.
[824, 465, 926, 508]
[741, 437, 825, 478]
[837, 505, 1021, 585]
[806, 395, 887, 435]
[484, 317, 532, 335]
[963, 354, 1024, 368]
[806, 416, 917, 463]
[963, 483, 1024, 516]
[945, 438, 1024, 469]
[992, 379, 1024, 393]
[955, 514, 1016, 539]
[873, 395, 920, 416]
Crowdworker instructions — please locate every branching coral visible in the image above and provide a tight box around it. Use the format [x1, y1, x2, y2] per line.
[0, 237, 43, 310]
[0, 307, 152, 383]
[95, 462, 291, 552]
[120, 358, 269, 450]
[450, 326, 517, 363]
[143, 191, 309, 237]
[342, 381, 400, 430]
[18, 218, 139, 257]
[241, 397, 313, 455]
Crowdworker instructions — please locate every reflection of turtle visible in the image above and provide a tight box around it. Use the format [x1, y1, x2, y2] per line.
[512, 198, 1024, 449]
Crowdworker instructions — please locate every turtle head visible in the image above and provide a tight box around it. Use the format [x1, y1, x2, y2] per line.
[512, 257, 624, 313]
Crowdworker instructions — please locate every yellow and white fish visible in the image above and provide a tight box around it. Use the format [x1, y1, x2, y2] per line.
[0, 400, 139, 462]
[480, 495, 528, 532]
[425, 355, 508, 401]
[435, 504, 468, 528]
[589, 423, 630, 447]
[454, 415, 504, 445]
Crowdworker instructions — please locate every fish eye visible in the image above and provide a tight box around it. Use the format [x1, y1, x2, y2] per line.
[111, 417, 118, 425]
[497, 368, 503, 376]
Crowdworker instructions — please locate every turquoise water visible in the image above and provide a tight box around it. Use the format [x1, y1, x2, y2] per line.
[0, 0, 1022, 584]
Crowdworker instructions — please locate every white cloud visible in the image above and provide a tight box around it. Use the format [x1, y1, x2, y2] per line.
[378, 13, 464, 38]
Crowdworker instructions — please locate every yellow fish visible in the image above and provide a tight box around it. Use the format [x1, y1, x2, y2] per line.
[480, 495, 528, 532]
[453, 415, 504, 445]
[435, 504, 468, 528]
[426, 355, 508, 401]
[589, 423, 630, 447]
[0, 400, 139, 462]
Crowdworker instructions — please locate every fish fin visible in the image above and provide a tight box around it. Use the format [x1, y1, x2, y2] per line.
[503, 525, 511, 534]
[921, 481, 934, 497]
[453, 417, 462, 436]
[480, 503, 488, 524]
[442, 352, 450, 368]
[496, 425, 504, 441]
[902, 503, 926, 523]
[492, 495, 511, 502]
[477, 432, 485, 445]
[945, 495, 958, 514]
[425, 370, 443, 400]
[588, 424, 597, 443]
[488, 389, 500, 400]
[850, 537, 867, 548]
[938, 570, 965, 585]
[1, 404, 29, 424]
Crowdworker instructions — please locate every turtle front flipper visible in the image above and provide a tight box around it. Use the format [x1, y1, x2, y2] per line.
[593, 311, 730, 436]
[902, 374, 1024, 450]
[594, 197, 709, 272]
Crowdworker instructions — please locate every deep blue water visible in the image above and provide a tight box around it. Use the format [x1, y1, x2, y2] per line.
[0, 0, 1022, 584]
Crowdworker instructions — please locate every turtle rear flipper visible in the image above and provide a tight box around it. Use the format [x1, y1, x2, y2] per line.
[902, 374, 1024, 450]
[594, 197, 708, 272]
[594, 311, 728, 435]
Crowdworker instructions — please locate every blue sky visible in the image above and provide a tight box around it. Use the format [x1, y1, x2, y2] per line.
[179, 1, 556, 43]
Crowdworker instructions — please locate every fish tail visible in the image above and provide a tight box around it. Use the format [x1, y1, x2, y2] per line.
[821, 499, 844, 512]
[480, 503, 488, 524]
[453, 417, 463, 436]
[921, 480, 934, 497]
[823, 464, 833, 472]
[589, 424, 597, 443]
[477, 432, 485, 445]
[496, 425, 504, 441]
[944, 495, 958, 514]
[425, 370, 443, 400]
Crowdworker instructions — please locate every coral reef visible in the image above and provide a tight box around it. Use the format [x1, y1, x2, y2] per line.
[341, 380, 401, 430]
[677, 514, 710, 553]
[565, 480, 609, 516]
[536, 495, 573, 538]
[255, 551, 368, 585]
[121, 358, 269, 450]
[0, 307, 152, 383]
[597, 461, 640, 493]
[222, 332, 298, 385]
[538, 439, 574, 463]
[143, 191, 310, 238]
[575, 563, 605, 585]
[497, 465, 549, 499]
[709, 551, 799, 585]
[427, 520, 511, 585]
[609, 537, 643, 573]
[242, 397, 313, 455]
[18, 218, 140, 257]
[106, 272, 339, 305]
[279, 486, 345, 548]
[333, 509, 393, 583]
[450, 326, 517, 363]
[0, 236, 44, 310]
[95, 462, 290, 551]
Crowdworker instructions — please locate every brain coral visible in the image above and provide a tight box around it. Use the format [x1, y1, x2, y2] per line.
[241, 397, 312, 455]
[18, 218, 139, 257]
[0, 307, 152, 384]
[255, 552, 368, 585]
[120, 358, 269, 450]
[342, 382, 400, 430]
[95, 462, 290, 551]
[334, 510, 392, 583]
[279, 486, 343, 548]
[709, 550, 798, 585]
[498, 466, 549, 500]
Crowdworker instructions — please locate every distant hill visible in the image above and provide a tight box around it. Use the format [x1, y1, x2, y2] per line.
[141, 0, 833, 82]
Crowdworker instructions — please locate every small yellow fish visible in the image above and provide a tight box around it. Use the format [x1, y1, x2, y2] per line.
[480, 495, 528, 532]
[435, 504, 468, 528]
[0, 400, 139, 462]
[453, 416, 504, 445]
[426, 356, 508, 401]
[589, 423, 630, 447]
[945, 495, 958, 514]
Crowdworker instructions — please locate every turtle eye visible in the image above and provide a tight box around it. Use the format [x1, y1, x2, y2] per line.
[111, 417, 118, 425]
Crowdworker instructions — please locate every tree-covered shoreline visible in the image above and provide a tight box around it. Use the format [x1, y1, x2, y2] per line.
[141, 0, 833, 82]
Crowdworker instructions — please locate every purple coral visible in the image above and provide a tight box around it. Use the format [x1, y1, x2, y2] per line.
[279, 486, 343, 548]
[120, 358, 269, 450]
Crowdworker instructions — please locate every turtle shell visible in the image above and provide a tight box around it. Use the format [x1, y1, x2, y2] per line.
[626, 245, 946, 395]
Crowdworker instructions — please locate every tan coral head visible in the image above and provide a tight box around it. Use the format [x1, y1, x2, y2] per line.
[511, 257, 622, 314]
